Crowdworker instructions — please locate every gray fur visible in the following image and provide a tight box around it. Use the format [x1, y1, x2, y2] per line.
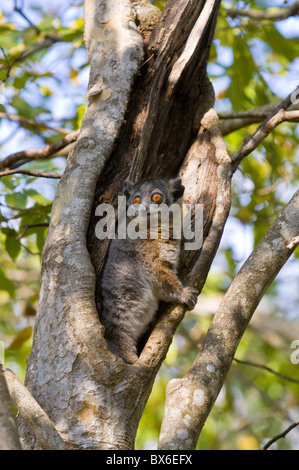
[101, 178, 198, 364]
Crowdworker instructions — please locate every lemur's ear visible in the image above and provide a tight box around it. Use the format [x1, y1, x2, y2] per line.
[123, 180, 134, 198]
[170, 178, 185, 201]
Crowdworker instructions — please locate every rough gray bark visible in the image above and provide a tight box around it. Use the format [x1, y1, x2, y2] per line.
[4, 369, 68, 450]
[0, 366, 22, 450]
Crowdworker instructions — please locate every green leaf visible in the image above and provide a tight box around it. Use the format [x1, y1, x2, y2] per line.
[24, 189, 51, 206]
[38, 18, 57, 32]
[0, 175, 21, 191]
[76, 103, 86, 128]
[0, 26, 23, 49]
[224, 248, 237, 277]
[6, 192, 27, 209]
[11, 96, 50, 120]
[226, 35, 259, 110]
[0, 267, 16, 297]
[9, 326, 33, 350]
[263, 25, 299, 65]
[36, 226, 48, 253]
[5, 230, 21, 261]
[12, 72, 33, 90]
[152, 0, 166, 10]
[18, 207, 51, 228]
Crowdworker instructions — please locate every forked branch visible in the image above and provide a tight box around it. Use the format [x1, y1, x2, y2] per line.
[262, 420, 299, 450]
[158, 189, 299, 449]
[230, 87, 299, 170]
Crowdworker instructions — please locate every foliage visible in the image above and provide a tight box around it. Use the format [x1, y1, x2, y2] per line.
[0, 0, 298, 450]
[0, 0, 87, 382]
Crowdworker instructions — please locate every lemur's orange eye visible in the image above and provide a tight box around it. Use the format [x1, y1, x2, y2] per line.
[152, 193, 163, 203]
[133, 195, 141, 205]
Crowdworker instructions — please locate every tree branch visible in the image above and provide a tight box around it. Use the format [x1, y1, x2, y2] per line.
[0, 169, 62, 179]
[2, 96, 297, 173]
[230, 87, 299, 170]
[158, 189, 299, 450]
[219, 100, 299, 136]
[226, 1, 299, 21]
[0, 112, 71, 135]
[233, 358, 299, 385]
[16, 223, 49, 240]
[4, 369, 68, 450]
[262, 420, 299, 450]
[0, 130, 79, 170]
[0, 366, 22, 450]
[14, 0, 40, 33]
[0, 34, 62, 83]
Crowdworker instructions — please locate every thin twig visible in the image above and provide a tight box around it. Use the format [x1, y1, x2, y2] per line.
[137, 53, 154, 71]
[230, 89, 299, 170]
[234, 358, 299, 385]
[261, 420, 299, 450]
[0, 130, 79, 171]
[226, 1, 299, 21]
[0, 169, 62, 179]
[14, 0, 40, 34]
[0, 202, 52, 221]
[217, 19, 279, 33]
[219, 111, 273, 120]
[0, 35, 62, 82]
[0, 112, 71, 135]
[19, 241, 40, 256]
[219, 97, 299, 136]
[16, 223, 49, 240]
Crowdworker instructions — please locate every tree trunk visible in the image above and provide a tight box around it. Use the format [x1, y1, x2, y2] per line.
[18, 0, 232, 450]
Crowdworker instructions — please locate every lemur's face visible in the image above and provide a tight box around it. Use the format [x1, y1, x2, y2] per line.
[123, 178, 185, 213]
